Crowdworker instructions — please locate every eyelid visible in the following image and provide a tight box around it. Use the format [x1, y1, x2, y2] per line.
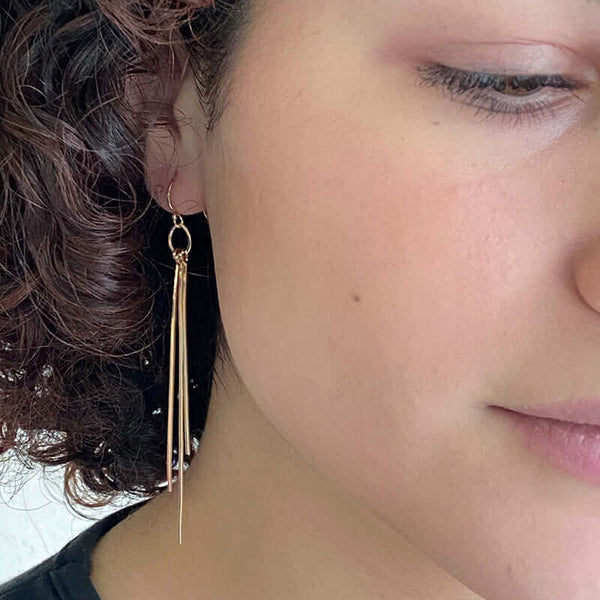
[410, 41, 600, 85]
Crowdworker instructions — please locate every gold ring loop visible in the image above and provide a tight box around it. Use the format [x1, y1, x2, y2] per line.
[168, 221, 192, 255]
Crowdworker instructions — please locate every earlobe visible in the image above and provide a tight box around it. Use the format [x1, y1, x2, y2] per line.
[143, 47, 208, 216]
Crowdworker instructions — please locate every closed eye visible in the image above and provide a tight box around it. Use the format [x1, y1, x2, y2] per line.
[415, 63, 586, 127]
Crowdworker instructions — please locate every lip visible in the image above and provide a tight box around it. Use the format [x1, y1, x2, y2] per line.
[501, 398, 600, 426]
[489, 405, 600, 486]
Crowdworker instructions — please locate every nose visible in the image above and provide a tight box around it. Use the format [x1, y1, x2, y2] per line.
[574, 241, 600, 314]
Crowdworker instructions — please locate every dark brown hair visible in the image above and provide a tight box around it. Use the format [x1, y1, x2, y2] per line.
[0, 0, 250, 515]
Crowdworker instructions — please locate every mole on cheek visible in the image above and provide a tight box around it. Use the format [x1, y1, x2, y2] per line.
[351, 294, 361, 303]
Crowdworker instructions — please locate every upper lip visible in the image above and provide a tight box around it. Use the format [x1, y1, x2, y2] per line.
[492, 398, 600, 427]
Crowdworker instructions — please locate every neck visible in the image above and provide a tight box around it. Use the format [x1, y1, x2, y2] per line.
[90, 355, 482, 600]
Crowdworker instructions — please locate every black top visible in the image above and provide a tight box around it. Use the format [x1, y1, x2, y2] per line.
[0, 499, 151, 600]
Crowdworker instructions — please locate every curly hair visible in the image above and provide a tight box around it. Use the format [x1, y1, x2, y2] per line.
[0, 0, 250, 515]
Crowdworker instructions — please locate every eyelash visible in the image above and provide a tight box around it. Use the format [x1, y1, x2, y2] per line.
[416, 63, 585, 127]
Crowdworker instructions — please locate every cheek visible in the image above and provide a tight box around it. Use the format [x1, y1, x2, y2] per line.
[210, 87, 530, 490]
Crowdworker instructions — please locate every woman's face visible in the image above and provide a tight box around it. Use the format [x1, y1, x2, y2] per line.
[193, 0, 600, 597]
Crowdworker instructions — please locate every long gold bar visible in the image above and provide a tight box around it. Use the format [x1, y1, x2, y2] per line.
[166, 260, 181, 493]
[177, 256, 186, 545]
[180, 258, 191, 456]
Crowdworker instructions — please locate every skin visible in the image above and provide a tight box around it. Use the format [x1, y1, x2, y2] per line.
[91, 0, 600, 598]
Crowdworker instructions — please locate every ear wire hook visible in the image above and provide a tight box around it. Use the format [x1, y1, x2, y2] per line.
[167, 180, 179, 216]
[167, 179, 208, 224]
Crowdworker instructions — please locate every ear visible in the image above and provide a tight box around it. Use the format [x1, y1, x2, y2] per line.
[140, 46, 208, 216]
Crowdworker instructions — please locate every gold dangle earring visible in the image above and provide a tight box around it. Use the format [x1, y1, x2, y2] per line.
[165, 180, 206, 545]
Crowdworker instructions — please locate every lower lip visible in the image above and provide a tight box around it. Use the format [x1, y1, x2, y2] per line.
[491, 406, 600, 486]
